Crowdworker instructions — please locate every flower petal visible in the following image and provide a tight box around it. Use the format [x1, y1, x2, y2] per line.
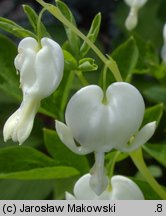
[33, 37, 64, 98]
[111, 175, 144, 200]
[124, 0, 148, 8]
[3, 109, 20, 142]
[89, 152, 108, 195]
[65, 83, 145, 153]
[15, 96, 40, 145]
[106, 82, 145, 150]
[55, 120, 91, 155]
[14, 37, 38, 92]
[65, 192, 76, 200]
[73, 174, 97, 200]
[125, 8, 138, 31]
[120, 121, 156, 152]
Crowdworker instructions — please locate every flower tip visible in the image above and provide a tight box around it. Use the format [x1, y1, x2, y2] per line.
[65, 192, 76, 200]
[125, 13, 138, 31]
[90, 174, 108, 196]
[145, 121, 157, 137]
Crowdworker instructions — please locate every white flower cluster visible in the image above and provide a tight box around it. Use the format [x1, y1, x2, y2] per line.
[3, 36, 156, 200]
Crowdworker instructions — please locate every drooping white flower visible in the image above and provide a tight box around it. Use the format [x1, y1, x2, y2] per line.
[56, 82, 156, 195]
[124, 0, 148, 31]
[161, 24, 166, 64]
[66, 173, 144, 200]
[3, 37, 64, 145]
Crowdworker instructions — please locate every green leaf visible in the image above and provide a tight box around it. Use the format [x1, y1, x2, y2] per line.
[0, 146, 57, 172]
[133, 36, 159, 75]
[78, 58, 98, 72]
[143, 143, 166, 167]
[80, 13, 101, 57]
[0, 34, 21, 100]
[0, 180, 55, 199]
[0, 166, 79, 180]
[111, 37, 139, 81]
[56, 0, 80, 56]
[53, 177, 77, 199]
[143, 104, 164, 127]
[63, 49, 77, 71]
[23, 4, 50, 37]
[0, 17, 36, 39]
[44, 128, 89, 174]
[144, 86, 166, 108]
[0, 146, 79, 179]
[132, 177, 163, 200]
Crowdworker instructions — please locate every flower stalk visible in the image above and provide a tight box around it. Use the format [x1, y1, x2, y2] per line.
[130, 148, 166, 200]
[35, 0, 123, 82]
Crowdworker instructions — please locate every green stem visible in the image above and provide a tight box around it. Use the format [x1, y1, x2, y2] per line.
[129, 148, 166, 200]
[107, 151, 120, 179]
[37, 8, 46, 46]
[35, 0, 123, 82]
[60, 70, 75, 120]
[75, 70, 89, 86]
[102, 65, 108, 104]
[102, 65, 108, 93]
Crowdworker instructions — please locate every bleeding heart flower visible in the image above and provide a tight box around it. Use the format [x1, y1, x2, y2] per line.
[56, 82, 156, 195]
[124, 0, 148, 31]
[3, 37, 64, 145]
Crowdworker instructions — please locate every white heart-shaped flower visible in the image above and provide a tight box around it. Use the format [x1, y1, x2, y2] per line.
[56, 82, 155, 154]
[56, 82, 156, 195]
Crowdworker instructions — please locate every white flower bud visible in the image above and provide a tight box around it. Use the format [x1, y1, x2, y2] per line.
[56, 82, 156, 195]
[65, 173, 144, 200]
[124, 0, 148, 31]
[161, 24, 166, 64]
[3, 37, 64, 144]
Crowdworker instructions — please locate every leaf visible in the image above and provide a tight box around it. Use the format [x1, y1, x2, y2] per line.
[0, 17, 36, 39]
[133, 36, 160, 75]
[143, 104, 164, 127]
[0, 179, 55, 199]
[0, 146, 79, 179]
[143, 143, 166, 167]
[143, 86, 166, 107]
[0, 167, 79, 180]
[132, 177, 163, 200]
[63, 49, 77, 71]
[111, 37, 139, 81]
[56, 0, 80, 56]
[23, 4, 50, 37]
[80, 13, 101, 57]
[53, 177, 77, 199]
[44, 128, 89, 174]
[0, 34, 21, 100]
[78, 58, 98, 72]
